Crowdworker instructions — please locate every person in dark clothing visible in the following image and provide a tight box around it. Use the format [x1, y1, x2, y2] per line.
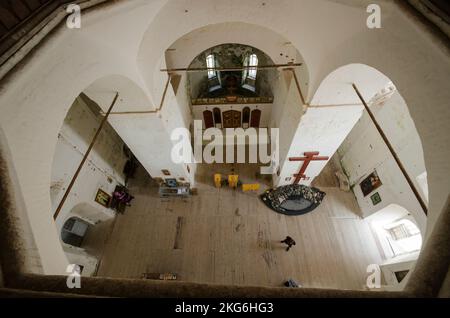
[113, 189, 134, 206]
[281, 236, 296, 251]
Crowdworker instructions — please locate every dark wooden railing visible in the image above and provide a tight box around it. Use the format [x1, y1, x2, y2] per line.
[0, 1, 51, 37]
[0, 0, 82, 68]
[424, 0, 450, 23]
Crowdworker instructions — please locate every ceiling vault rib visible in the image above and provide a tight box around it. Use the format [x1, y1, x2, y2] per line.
[352, 83, 428, 216]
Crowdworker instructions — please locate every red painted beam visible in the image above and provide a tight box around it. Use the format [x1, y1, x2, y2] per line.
[288, 152, 329, 184]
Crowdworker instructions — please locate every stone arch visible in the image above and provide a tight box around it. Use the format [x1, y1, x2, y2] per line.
[51, 74, 153, 230]
[68, 202, 110, 226]
[0, 65, 151, 274]
[310, 63, 428, 233]
[139, 20, 309, 105]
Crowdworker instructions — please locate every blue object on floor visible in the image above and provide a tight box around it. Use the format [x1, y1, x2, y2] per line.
[166, 178, 178, 187]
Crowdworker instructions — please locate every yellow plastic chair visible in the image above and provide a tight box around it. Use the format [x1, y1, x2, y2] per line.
[214, 174, 222, 188]
[228, 175, 239, 188]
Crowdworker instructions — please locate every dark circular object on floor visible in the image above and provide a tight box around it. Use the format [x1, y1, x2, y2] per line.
[260, 184, 326, 216]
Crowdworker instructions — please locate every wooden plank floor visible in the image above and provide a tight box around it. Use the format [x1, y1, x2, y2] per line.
[94, 163, 382, 290]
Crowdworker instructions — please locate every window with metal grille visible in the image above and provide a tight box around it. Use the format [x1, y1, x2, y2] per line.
[387, 221, 420, 241]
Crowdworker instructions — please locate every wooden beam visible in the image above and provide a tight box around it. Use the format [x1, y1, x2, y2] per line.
[307, 103, 363, 108]
[352, 83, 428, 215]
[288, 68, 307, 106]
[160, 63, 302, 73]
[158, 73, 172, 110]
[101, 110, 157, 115]
[53, 92, 119, 220]
[101, 74, 172, 116]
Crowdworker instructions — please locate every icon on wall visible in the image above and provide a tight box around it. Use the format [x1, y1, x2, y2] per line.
[370, 192, 382, 206]
[94, 188, 111, 207]
[360, 171, 382, 197]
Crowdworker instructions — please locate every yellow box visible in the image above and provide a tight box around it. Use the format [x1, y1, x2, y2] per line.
[242, 183, 260, 192]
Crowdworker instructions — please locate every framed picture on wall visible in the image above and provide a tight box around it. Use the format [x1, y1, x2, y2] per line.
[371, 192, 382, 206]
[94, 188, 111, 207]
[360, 171, 382, 197]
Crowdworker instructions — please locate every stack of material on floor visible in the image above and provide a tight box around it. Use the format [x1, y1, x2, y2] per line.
[284, 279, 301, 288]
[141, 272, 177, 280]
[260, 184, 326, 216]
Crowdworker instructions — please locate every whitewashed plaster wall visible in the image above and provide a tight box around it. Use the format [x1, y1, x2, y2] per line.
[379, 251, 420, 291]
[0, 0, 449, 274]
[338, 91, 428, 232]
[276, 105, 363, 187]
[63, 244, 98, 277]
[0, 0, 166, 273]
[271, 71, 305, 186]
[50, 95, 129, 276]
[84, 74, 195, 184]
[270, 70, 292, 129]
[276, 64, 398, 188]
[172, 74, 192, 130]
[158, 76, 196, 183]
[172, 74, 198, 183]
[51, 96, 127, 230]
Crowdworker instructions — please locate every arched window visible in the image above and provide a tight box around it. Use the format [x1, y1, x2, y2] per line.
[213, 108, 222, 128]
[203, 110, 214, 129]
[242, 107, 250, 128]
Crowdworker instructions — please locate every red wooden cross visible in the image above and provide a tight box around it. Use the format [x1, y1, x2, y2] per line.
[289, 151, 329, 184]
